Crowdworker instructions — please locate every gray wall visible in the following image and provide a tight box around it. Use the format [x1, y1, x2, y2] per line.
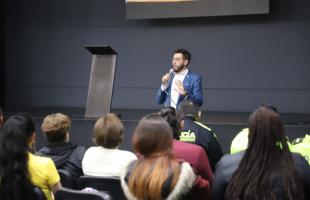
[4, 0, 310, 113]
[0, 0, 5, 107]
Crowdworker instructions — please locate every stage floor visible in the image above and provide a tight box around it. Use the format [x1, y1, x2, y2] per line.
[3, 107, 310, 153]
[4, 106, 310, 125]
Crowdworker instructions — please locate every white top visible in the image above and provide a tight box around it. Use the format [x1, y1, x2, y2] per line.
[161, 68, 189, 108]
[82, 146, 137, 177]
[170, 68, 188, 108]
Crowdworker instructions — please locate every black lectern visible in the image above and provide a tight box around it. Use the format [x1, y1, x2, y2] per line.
[85, 46, 118, 118]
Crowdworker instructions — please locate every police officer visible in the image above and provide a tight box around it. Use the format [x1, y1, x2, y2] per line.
[177, 100, 223, 171]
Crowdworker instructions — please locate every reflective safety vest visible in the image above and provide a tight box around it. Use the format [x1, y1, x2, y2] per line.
[230, 128, 293, 154]
[291, 134, 310, 165]
[230, 128, 249, 154]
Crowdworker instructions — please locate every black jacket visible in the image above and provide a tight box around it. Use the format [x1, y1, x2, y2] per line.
[38, 142, 86, 177]
[180, 117, 223, 171]
[213, 152, 310, 200]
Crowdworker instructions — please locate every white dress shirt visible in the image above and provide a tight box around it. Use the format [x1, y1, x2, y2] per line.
[161, 68, 188, 108]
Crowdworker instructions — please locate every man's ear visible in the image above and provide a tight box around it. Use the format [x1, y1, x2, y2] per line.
[184, 60, 189, 66]
[28, 132, 36, 146]
[0, 115, 3, 127]
[180, 119, 185, 129]
[197, 111, 202, 119]
[66, 132, 70, 142]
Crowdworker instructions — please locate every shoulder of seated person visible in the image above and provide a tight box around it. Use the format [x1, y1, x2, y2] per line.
[292, 137, 304, 145]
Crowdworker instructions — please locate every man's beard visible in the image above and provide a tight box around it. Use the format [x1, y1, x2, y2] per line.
[173, 64, 186, 73]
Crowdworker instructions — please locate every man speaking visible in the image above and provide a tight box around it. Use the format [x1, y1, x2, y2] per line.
[156, 48, 203, 108]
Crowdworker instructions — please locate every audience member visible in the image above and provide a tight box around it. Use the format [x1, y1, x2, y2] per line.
[38, 113, 86, 177]
[213, 106, 309, 200]
[0, 113, 61, 200]
[230, 106, 292, 154]
[177, 100, 223, 171]
[291, 134, 310, 165]
[121, 114, 210, 200]
[159, 106, 213, 182]
[82, 113, 136, 177]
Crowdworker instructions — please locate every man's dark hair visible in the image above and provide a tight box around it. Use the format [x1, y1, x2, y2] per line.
[261, 104, 278, 113]
[174, 48, 191, 64]
[0, 106, 3, 115]
[177, 100, 199, 120]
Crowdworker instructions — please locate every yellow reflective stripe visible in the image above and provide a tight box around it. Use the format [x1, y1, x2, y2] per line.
[194, 121, 212, 131]
[193, 121, 218, 139]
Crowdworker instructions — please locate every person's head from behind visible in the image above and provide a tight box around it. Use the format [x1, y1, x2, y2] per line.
[225, 106, 303, 200]
[248, 106, 285, 152]
[172, 48, 191, 73]
[129, 114, 180, 200]
[93, 113, 123, 149]
[41, 113, 71, 144]
[0, 113, 36, 152]
[158, 107, 179, 139]
[177, 100, 200, 126]
[0, 113, 38, 200]
[132, 113, 173, 158]
[260, 104, 278, 113]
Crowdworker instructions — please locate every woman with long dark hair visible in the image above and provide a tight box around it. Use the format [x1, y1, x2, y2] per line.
[213, 106, 309, 200]
[0, 113, 61, 200]
[121, 113, 207, 200]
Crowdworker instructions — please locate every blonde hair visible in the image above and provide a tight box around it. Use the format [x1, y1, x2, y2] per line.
[128, 114, 180, 200]
[41, 113, 71, 143]
[93, 113, 123, 149]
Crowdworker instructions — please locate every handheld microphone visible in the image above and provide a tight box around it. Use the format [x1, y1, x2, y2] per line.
[167, 68, 174, 81]
[164, 68, 177, 107]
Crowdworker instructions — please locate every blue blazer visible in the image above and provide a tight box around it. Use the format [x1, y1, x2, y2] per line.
[156, 70, 203, 107]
